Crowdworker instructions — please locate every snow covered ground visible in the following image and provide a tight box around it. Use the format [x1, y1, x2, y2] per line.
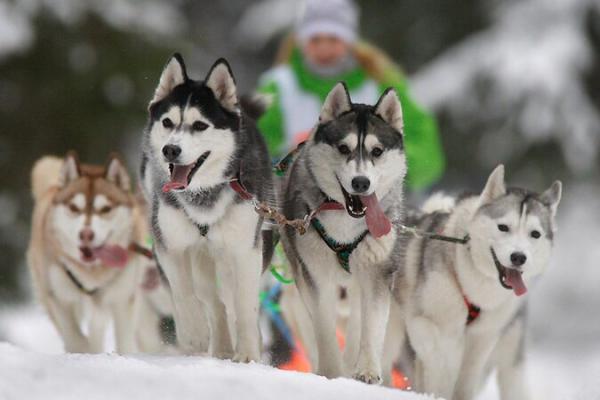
[0, 316, 430, 400]
[1, 302, 599, 400]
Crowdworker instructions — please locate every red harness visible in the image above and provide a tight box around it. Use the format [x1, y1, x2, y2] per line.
[463, 295, 481, 325]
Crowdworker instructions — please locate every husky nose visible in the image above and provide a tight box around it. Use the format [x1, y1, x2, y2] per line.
[162, 145, 181, 162]
[510, 252, 527, 266]
[79, 227, 95, 244]
[351, 176, 370, 193]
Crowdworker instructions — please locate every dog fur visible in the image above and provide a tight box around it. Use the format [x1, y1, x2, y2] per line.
[140, 54, 274, 361]
[279, 82, 406, 383]
[27, 153, 162, 353]
[386, 165, 562, 399]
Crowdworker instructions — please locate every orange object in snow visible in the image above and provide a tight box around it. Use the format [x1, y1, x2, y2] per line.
[278, 329, 411, 390]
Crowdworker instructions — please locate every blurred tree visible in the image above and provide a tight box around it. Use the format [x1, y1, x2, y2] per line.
[0, 12, 177, 301]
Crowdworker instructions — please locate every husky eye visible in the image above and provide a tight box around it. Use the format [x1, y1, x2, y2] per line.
[162, 118, 174, 129]
[98, 206, 112, 215]
[530, 230, 541, 239]
[371, 148, 383, 158]
[497, 224, 509, 232]
[338, 144, 351, 155]
[192, 121, 208, 131]
[68, 204, 81, 214]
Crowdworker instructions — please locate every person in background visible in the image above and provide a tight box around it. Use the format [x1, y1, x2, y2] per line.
[257, 0, 445, 190]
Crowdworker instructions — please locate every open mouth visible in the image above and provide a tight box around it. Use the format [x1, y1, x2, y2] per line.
[490, 247, 527, 296]
[79, 244, 129, 268]
[339, 182, 367, 218]
[162, 151, 211, 193]
[335, 177, 391, 238]
[79, 246, 95, 263]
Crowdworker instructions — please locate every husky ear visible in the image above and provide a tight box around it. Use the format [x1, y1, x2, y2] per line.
[375, 88, 404, 133]
[59, 151, 81, 187]
[539, 180, 562, 218]
[319, 82, 352, 123]
[149, 53, 187, 109]
[479, 165, 506, 205]
[105, 153, 131, 191]
[205, 58, 239, 113]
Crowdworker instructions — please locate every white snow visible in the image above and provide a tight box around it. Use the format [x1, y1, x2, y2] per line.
[0, 0, 184, 62]
[0, 341, 433, 400]
[410, 0, 600, 173]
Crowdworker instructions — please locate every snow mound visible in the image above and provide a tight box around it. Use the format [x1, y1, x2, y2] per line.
[0, 343, 433, 400]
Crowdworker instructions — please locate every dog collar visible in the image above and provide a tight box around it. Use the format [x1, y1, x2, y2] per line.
[60, 263, 99, 296]
[310, 217, 368, 273]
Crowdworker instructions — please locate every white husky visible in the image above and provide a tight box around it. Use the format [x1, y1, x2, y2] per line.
[386, 165, 562, 399]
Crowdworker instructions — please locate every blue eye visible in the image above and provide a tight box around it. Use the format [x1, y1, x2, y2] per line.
[498, 224, 509, 232]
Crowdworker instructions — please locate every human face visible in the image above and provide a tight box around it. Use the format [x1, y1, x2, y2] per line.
[302, 34, 350, 67]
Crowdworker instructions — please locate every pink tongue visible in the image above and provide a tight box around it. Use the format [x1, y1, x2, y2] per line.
[162, 165, 193, 193]
[360, 193, 391, 238]
[505, 269, 527, 296]
[92, 245, 129, 269]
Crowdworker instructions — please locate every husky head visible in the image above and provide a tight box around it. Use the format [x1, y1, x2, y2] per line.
[51, 152, 134, 267]
[468, 165, 562, 296]
[307, 83, 406, 237]
[147, 54, 241, 193]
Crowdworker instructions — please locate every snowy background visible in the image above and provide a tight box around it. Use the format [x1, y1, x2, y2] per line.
[0, 0, 599, 399]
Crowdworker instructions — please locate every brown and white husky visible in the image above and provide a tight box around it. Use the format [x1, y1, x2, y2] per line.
[27, 152, 165, 354]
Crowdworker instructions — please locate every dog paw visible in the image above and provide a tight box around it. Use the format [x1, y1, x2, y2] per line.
[353, 370, 382, 385]
[212, 350, 235, 360]
[232, 352, 259, 363]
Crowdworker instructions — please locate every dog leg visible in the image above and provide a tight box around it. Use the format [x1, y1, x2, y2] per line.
[87, 306, 109, 353]
[296, 268, 343, 379]
[280, 284, 318, 369]
[352, 268, 390, 385]
[191, 250, 234, 360]
[46, 297, 89, 353]
[342, 282, 361, 376]
[381, 299, 406, 387]
[407, 315, 463, 398]
[495, 318, 530, 400]
[112, 295, 139, 354]
[454, 332, 499, 400]
[228, 246, 262, 363]
[156, 249, 209, 354]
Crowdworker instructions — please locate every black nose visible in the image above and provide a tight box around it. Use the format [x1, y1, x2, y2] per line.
[162, 145, 181, 162]
[510, 252, 527, 266]
[351, 176, 370, 193]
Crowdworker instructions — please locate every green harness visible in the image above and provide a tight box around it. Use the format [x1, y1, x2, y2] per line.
[310, 218, 368, 273]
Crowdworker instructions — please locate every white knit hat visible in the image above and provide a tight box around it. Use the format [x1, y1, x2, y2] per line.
[296, 0, 359, 43]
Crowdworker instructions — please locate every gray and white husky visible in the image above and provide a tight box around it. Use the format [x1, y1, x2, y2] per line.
[386, 165, 562, 399]
[280, 82, 406, 383]
[140, 54, 274, 361]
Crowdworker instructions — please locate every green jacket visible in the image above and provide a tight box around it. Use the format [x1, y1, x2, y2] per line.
[258, 49, 445, 190]
[257, 48, 445, 190]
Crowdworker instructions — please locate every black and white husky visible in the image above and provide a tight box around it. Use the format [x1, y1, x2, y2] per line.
[280, 83, 406, 383]
[386, 165, 562, 399]
[140, 54, 274, 362]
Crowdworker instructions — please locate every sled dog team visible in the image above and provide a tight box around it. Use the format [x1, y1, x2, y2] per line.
[28, 54, 562, 400]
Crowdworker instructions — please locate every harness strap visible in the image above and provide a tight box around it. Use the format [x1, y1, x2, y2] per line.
[463, 295, 481, 325]
[61, 263, 98, 296]
[128, 242, 154, 259]
[311, 218, 368, 273]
